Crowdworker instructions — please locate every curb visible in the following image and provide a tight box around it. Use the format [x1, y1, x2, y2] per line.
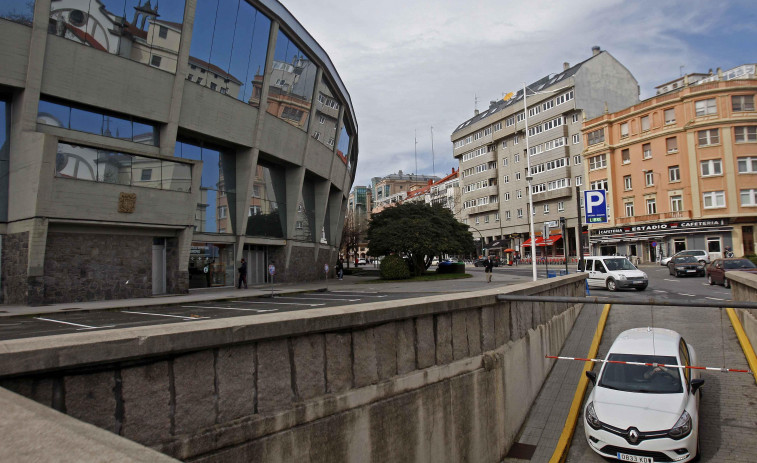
[725, 307, 757, 386]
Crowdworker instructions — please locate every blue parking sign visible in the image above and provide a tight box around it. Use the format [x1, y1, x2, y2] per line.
[584, 190, 608, 224]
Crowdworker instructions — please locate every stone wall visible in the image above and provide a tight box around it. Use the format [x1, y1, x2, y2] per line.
[269, 244, 337, 283]
[729, 272, 757, 352]
[43, 232, 153, 303]
[1, 232, 29, 304]
[165, 237, 188, 294]
[0, 276, 586, 462]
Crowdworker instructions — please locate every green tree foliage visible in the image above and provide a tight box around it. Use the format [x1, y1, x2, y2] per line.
[379, 254, 411, 280]
[367, 203, 475, 276]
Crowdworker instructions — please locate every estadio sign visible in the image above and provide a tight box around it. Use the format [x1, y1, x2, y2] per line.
[594, 219, 728, 236]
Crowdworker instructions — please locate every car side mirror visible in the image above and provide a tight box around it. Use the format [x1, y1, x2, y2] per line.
[586, 371, 597, 385]
[691, 378, 704, 394]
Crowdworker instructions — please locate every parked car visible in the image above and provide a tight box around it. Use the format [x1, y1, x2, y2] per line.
[357, 258, 367, 265]
[667, 256, 705, 277]
[584, 328, 703, 463]
[706, 258, 757, 288]
[661, 250, 710, 266]
[473, 257, 498, 267]
[578, 256, 648, 291]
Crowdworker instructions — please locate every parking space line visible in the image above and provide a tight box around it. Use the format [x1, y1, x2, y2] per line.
[663, 279, 680, 282]
[653, 290, 667, 293]
[706, 297, 725, 301]
[331, 290, 381, 294]
[678, 293, 696, 297]
[34, 317, 115, 330]
[181, 305, 278, 313]
[237, 301, 325, 307]
[311, 293, 388, 298]
[121, 311, 209, 320]
[274, 296, 360, 302]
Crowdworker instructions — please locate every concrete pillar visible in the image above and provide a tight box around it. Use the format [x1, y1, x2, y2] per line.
[312, 179, 330, 260]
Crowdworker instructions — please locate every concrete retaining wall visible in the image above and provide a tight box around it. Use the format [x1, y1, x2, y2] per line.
[729, 272, 757, 350]
[0, 275, 586, 462]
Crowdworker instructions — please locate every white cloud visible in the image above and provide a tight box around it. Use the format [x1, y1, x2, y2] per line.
[281, 0, 755, 187]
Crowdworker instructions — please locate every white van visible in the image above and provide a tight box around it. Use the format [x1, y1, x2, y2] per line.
[578, 256, 648, 291]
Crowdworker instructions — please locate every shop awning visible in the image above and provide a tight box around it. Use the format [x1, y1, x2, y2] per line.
[522, 237, 544, 247]
[504, 248, 516, 252]
[543, 234, 562, 246]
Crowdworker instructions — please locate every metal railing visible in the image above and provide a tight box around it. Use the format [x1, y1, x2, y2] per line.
[495, 294, 757, 310]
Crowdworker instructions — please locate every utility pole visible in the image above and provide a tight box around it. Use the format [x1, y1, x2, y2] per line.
[430, 126, 435, 176]
[576, 186, 585, 271]
[414, 130, 418, 176]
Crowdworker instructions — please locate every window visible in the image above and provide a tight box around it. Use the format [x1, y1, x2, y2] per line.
[587, 129, 604, 145]
[590, 179, 608, 191]
[666, 137, 678, 153]
[150, 55, 162, 67]
[514, 153, 520, 162]
[484, 215, 490, 223]
[504, 175, 509, 183]
[219, 205, 227, 218]
[620, 122, 629, 137]
[625, 201, 634, 217]
[572, 133, 580, 144]
[495, 212, 500, 221]
[669, 165, 680, 182]
[642, 143, 652, 159]
[502, 157, 508, 166]
[141, 169, 152, 181]
[515, 172, 521, 181]
[187, 73, 194, 81]
[734, 126, 757, 142]
[703, 191, 726, 208]
[516, 189, 522, 199]
[738, 156, 757, 173]
[670, 195, 683, 212]
[572, 114, 579, 123]
[624, 175, 632, 190]
[506, 116, 515, 127]
[249, 205, 261, 216]
[197, 77, 203, 85]
[732, 95, 754, 112]
[698, 129, 719, 146]
[575, 175, 583, 186]
[573, 155, 582, 164]
[695, 98, 717, 116]
[641, 115, 650, 131]
[475, 217, 479, 225]
[707, 237, 721, 254]
[504, 192, 510, 201]
[558, 201, 565, 212]
[517, 209, 523, 218]
[588, 153, 607, 170]
[646, 198, 657, 214]
[210, 82, 217, 91]
[664, 108, 676, 124]
[645, 171, 655, 186]
[700, 159, 722, 176]
[741, 189, 757, 206]
[505, 210, 511, 220]
[158, 25, 168, 39]
[543, 204, 549, 214]
[621, 149, 630, 164]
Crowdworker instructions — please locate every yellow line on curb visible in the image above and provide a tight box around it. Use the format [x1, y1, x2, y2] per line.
[725, 307, 757, 386]
[549, 303, 612, 463]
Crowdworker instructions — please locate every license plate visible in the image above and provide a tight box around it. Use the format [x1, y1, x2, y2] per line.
[617, 453, 653, 463]
[634, 281, 646, 284]
[687, 270, 696, 273]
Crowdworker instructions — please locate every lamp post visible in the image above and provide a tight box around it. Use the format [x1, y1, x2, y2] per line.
[468, 225, 486, 258]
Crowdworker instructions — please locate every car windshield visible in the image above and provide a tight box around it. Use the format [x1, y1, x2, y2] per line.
[602, 258, 637, 271]
[724, 259, 757, 269]
[675, 256, 698, 263]
[598, 354, 682, 394]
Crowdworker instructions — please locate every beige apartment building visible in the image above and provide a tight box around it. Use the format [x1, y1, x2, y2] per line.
[583, 64, 757, 261]
[451, 47, 639, 261]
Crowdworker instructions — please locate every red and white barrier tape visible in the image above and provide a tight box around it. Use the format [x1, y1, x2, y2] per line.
[545, 355, 752, 374]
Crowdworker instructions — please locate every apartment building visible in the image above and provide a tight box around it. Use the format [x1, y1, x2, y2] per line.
[583, 64, 757, 261]
[370, 171, 439, 213]
[451, 47, 639, 260]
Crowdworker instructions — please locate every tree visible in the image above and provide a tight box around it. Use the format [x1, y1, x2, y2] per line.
[340, 211, 366, 268]
[367, 203, 474, 276]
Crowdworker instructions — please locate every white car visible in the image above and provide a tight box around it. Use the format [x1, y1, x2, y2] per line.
[584, 328, 703, 463]
[578, 256, 648, 291]
[661, 250, 710, 266]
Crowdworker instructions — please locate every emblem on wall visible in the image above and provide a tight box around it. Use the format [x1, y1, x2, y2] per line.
[118, 193, 137, 213]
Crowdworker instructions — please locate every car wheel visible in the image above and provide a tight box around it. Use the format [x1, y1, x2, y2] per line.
[707, 274, 715, 285]
[606, 278, 617, 291]
[724, 278, 730, 289]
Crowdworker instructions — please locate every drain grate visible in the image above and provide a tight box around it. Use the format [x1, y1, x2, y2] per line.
[505, 442, 537, 460]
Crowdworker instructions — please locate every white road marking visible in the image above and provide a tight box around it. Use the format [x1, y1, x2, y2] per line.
[34, 317, 115, 330]
[237, 301, 325, 307]
[274, 296, 360, 302]
[181, 305, 278, 313]
[705, 297, 725, 301]
[121, 311, 209, 320]
[331, 290, 381, 294]
[653, 290, 667, 293]
[678, 293, 696, 297]
[309, 293, 389, 298]
[663, 279, 680, 282]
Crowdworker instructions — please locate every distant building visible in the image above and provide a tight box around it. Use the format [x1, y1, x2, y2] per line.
[584, 64, 757, 261]
[405, 168, 460, 211]
[371, 171, 439, 213]
[451, 47, 639, 261]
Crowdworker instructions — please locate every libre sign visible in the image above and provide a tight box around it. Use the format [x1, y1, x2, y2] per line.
[584, 190, 608, 224]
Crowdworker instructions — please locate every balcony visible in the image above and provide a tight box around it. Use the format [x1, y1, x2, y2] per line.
[614, 210, 692, 225]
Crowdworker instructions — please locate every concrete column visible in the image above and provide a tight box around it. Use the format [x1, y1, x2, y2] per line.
[283, 166, 306, 267]
[233, 147, 259, 263]
[312, 179, 330, 260]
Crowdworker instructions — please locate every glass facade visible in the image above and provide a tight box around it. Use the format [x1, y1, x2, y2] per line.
[0, 98, 8, 221]
[1, 1, 35, 26]
[189, 0, 271, 103]
[48, 1, 186, 73]
[55, 143, 191, 191]
[338, 116, 352, 166]
[313, 77, 339, 148]
[38, 98, 158, 145]
[246, 162, 285, 238]
[266, 30, 316, 131]
[175, 141, 235, 234]
[188, 242, 235, 288]
[294, 178, 316, 241]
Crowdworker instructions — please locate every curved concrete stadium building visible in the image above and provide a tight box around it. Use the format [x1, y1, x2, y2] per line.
[0, 0, 358, 304]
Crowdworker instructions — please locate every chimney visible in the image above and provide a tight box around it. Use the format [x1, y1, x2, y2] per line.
[592, 46, 600, 56]
[563, 62, 570, 71]
[474, 109, 479, 116]
[398, 170, 403, 177]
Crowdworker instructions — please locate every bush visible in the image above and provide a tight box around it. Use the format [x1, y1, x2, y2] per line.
[380, 255, 411, 280]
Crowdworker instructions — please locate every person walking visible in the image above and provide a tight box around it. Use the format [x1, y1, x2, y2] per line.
[484, 255, 494, 283]
[336, 257, 344, 280]
[237, 258, 248, 289]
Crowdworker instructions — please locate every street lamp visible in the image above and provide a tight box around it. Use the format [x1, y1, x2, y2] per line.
[468, 225, 486, 258]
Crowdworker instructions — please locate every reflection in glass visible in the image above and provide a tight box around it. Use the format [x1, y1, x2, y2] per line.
[37, 98, 159, 145]
[1, 99, 10, 221]
[189, 0, 271, 103]
[188, 242, 235, 288]
[313, 77, 339, 149]
[337, 116, 351, 165]
[48, 0, 185, 74]
[175, 140, 235, 234]
[246, 163, 285, 238]
[1, 1, 35, 26]
[294, 178, 315, 241]
[266, 30, 316, 131]
[56, 142, 191, 192]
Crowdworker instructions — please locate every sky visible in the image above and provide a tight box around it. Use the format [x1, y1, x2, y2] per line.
[279, 0, 757, 188]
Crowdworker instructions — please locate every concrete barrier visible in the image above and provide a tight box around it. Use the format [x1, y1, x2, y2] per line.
[729, 271, 757, 351]
[0, 275, 586, 462]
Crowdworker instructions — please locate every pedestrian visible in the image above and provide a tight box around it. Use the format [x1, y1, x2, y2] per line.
[336, 257, 344, 280]
[237, 258, 248, 289]
[484, 255, 494, 283]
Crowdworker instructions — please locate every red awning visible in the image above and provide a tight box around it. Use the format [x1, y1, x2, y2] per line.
[522, 237, 544, 247]
[504, 248, 516, 252]
[543, 234, 562, 246]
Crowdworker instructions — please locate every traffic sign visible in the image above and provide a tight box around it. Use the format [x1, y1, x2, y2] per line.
[584, 190, 608, 224]
[268, 264, 276, 275]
